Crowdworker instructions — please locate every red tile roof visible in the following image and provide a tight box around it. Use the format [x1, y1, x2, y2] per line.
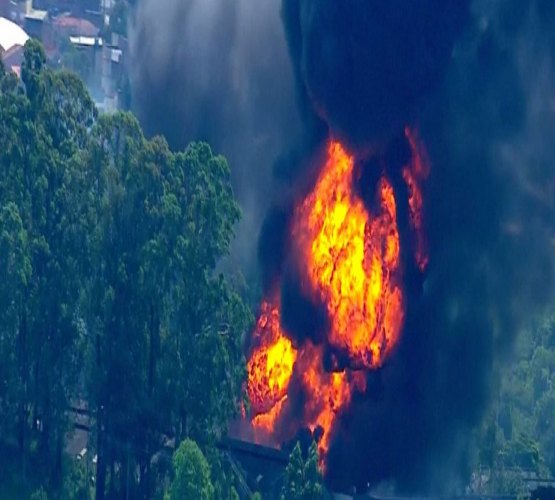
[53, 16, 100, 37]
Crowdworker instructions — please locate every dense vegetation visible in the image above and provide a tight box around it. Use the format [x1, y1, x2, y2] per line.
[473, 314, 555, 495]
[0, 40, 252, 499]
[280, 442, 323, 500]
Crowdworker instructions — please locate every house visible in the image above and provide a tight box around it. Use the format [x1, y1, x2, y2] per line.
[53, 15, 99, 37]
[24, 6, 48, 39]
[1, 44, 24, 76]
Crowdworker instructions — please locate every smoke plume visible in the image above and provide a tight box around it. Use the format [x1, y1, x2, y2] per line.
[129, 0, 302, 271]
[281, 0, 470, 152]
[131, 0, 555, 494]
[259, 0, 555, 493]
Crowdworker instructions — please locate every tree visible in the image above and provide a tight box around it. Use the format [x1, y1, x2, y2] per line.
[0, 39, 94, 487]
[304, 442, 324, 499]
[30, 488, 49, 500]
[83, 114, 251, 498]
[21, 38, 46, 104]
[0, 39, 252, 498]
[61, 459, 90, 500]
[474, 312, 555, 495]
[0, 203, 31, 446]
[281, 443, 305, 499]
[164, 142, 251, 446]
[281, 442, 324, 500]
[168, 439, 214, 500]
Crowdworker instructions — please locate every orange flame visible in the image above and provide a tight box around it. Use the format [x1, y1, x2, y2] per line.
[247, 298, 297, 418]
[299, 343, 365, 459]
[246, 129, 429, 466]
[295, 142, 404, 369]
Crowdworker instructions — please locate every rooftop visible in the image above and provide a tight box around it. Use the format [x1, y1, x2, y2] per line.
[25, 9, 48, 22]
[69, 35, 103, 47]
[53, 15, 100, 37]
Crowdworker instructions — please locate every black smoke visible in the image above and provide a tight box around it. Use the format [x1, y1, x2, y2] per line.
[281, 0, 470, 152]
[263, 0, 555, 494]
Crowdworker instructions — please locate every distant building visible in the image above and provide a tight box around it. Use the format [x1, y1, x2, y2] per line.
[3, 1, 49, 48]
[24, 6, 48, 39]
[2, 44, 24, 76]
[6, 0, 44, 24]
[2, 0, 128, 113]
[218, 437, 288, 499]
[53, 15, 99, 37]
[99, 32, 126, 112]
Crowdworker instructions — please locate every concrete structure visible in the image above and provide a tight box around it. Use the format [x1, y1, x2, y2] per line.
[24, 6, 48, 39]
[98, 31, 126, 112]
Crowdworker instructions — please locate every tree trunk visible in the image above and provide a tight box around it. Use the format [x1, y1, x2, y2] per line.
[148, 303, 157, 397]
[17, 311, 27, 453]
[96, 408, 106, 500]
[121, 445, 128, 500]
[53, 433, 63, 489]
[108, 449, 116, 499]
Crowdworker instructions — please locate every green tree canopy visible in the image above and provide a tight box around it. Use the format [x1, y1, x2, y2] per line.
[281, 442, 324, 500]
[0, 39, 96, 487]
[168, 439, 214, 500]
[0, 39, 251, 499]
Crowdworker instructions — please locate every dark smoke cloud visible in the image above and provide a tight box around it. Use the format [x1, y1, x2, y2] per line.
[261, 0, 555, 494]
[282, 0, 470, 152]
[318, 0, 555, 493]
[129, 0, 302, 271]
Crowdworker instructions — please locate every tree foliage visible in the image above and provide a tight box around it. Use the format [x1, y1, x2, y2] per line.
[0, 40, 251, 498]
[473, 313, 555, 495]
[281, 442, 324, 500]
[168, 439, 214, 500]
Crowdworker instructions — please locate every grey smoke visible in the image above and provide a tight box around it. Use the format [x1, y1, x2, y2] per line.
[129, 0, 302, 272]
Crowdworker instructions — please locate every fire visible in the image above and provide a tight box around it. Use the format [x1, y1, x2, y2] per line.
[246, 129, 429, 466]
[252, 397, 287, 434]
[299, 343, 365, 458]
[247, 298, 297, 417]
[295, 142, 404, 369]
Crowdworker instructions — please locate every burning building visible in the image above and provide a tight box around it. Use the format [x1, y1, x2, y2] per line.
[131, 0, 555, 495]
